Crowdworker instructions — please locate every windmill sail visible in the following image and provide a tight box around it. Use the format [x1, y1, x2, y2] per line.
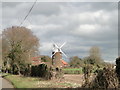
[51, 42, 68, 67]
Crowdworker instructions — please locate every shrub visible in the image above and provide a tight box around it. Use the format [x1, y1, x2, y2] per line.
[116, 57, 120, 79]
[82, 64, 93, 85]
[82, 67, 119, 88]
[31, 64, 52, 80]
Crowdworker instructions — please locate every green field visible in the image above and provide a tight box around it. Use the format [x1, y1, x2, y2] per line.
[63, 67, 103, 74]
[63, 68, 83, 74]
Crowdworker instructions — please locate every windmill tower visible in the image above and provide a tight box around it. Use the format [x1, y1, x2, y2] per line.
[52, 42, 67, 68]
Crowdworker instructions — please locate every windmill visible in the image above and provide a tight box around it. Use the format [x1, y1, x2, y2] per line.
[52, 42, 68, 68]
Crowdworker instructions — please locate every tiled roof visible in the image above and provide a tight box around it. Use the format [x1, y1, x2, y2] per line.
[61, 60, 68, 65]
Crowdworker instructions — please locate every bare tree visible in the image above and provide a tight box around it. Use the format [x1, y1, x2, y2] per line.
[89, 46, 103, 65]
[2, 26, 39, 75]
[69, 56, 84, 68]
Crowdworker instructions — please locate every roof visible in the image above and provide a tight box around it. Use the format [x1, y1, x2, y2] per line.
[31, 56, 68, 67]
[31, 56, 52, 67]
[32, 57, 41, 60]
[61, 60, 68, 65]
[32, 57, 41, 65]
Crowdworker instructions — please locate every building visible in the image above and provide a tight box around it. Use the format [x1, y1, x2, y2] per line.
[32, 55, 68, 67]
[52, 52, 68, 68]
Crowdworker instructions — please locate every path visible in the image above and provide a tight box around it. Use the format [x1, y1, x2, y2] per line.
[0, 75, 14, 89]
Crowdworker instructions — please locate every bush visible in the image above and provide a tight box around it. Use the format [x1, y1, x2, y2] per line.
[31, 64, 52, 80]
[82, 64, 93, 85]
[82, 67, 119, 88]
[116, 57, 120, 79]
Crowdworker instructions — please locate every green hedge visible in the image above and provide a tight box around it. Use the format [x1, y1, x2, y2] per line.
[63, 68, 83, 74]
[31, 64, 52, 80]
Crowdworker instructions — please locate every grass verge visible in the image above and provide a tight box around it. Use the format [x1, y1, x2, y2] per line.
[4, 75, 42, 88]
[4, 74, 81, 88]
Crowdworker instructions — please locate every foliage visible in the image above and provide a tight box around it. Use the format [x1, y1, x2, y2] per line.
[83, 56, 95, 65]
[41, 56, 52, 63]
[2, 26, 39, 75]
[116, 57, 120, 75]
[82, 64, 93, 86]
[69, 56, 84, 68]
[83, 46, 105, 70]
[68, 46, 104, 69]
[116, 57, 120, 87]
[85, 68, 119, 88]
[31, 64, 52, 80]
[82, 64, 93, 74]
[89, 46, 103, 65]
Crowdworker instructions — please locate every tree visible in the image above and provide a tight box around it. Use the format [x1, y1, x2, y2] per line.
[2, 26, 39, 75]
[69, 56, 84, 68]
[89, 46, 103, 65]
[84, 56, 95, 65]
[41, 56, 52, 63]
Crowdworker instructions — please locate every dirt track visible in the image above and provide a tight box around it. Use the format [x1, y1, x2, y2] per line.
[63, 74, 95, 85]
[64, 74, 85, 85]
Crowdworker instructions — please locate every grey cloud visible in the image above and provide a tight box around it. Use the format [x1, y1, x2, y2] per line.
[31, 2, 62, 16]
[2, 2, 118, 62]
[67, 2, 118, 12]
[2, 2, 21, 8]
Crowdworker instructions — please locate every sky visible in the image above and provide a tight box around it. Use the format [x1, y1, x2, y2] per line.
[1, 1, 119, 62]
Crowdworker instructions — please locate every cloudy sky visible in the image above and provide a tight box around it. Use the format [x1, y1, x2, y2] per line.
[1, 1, 118, 62]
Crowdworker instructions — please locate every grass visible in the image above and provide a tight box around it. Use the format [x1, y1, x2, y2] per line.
[63, 67, 104, 74]
[4, 74, 81, 88]
[5, 75, 39, 88]
[1, 72, 10, 77]
[63, 68, 83, 74]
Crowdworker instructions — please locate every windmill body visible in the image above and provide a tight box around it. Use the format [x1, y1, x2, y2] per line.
[52, 42, 67, 68]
